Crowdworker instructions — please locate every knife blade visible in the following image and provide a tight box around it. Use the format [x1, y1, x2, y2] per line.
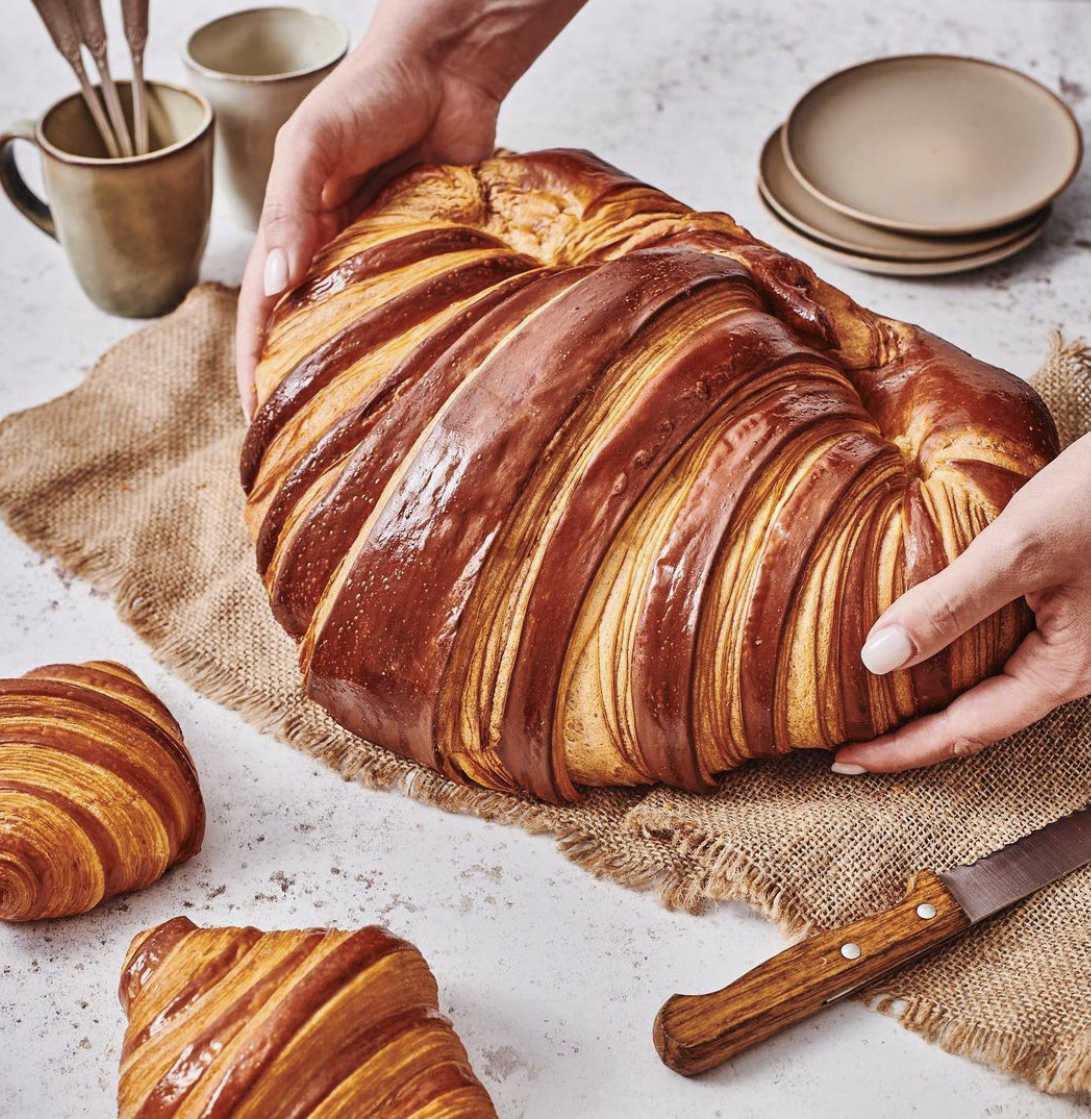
[654, 803, 1091, 1076]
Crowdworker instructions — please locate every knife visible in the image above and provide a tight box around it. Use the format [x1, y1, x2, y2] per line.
[654, 803, 1091, 1076]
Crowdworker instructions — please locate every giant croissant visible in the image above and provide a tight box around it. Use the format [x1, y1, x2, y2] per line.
[118, 918, 499, 1118]
[0, 661, 204, 920]
[242, 148, 1058, 803]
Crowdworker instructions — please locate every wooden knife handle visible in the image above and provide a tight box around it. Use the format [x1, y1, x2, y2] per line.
[654, 869, 971, 1076]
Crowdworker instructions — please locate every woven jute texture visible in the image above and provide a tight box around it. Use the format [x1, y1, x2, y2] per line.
[1, 284, 1089, 1097]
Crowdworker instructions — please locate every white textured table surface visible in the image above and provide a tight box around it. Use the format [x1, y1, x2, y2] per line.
[1, 2, 1088, 1116]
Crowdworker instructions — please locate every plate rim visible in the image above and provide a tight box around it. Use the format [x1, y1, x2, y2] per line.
[782, 52, 1083, 235]
[756, 185, 1050, 276]
[759, 126, 1049, 259]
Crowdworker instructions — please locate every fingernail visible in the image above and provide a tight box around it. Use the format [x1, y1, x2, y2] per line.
[831, 762, 868, 775]
[263, 247, 288, 297]
[861, 625, 914, 675]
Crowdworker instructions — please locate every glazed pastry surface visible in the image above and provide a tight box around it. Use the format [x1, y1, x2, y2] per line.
[0, 660, 204, 921]
[117, 918, 499, 1119]
[243, 148, 1058, 802]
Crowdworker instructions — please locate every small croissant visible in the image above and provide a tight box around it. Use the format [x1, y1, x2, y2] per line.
[0, 660, 204, 921]
[118, 918, 499, 1118]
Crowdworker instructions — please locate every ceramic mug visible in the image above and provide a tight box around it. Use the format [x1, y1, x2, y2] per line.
[0, 82, 214, 318]
[182, 6, 350, 229]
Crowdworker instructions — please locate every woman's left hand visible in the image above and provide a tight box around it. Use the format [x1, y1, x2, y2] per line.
[833, 430, 1091, 774]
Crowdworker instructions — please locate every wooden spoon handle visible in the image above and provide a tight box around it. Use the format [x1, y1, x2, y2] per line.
[31, 0, 84, 61]
[68, 0, 134, 155]
[66, 0, 108, 53]
[120, 0, 150, 154]
[653, 870, 971, 1076]
[120, 0, 149, 49]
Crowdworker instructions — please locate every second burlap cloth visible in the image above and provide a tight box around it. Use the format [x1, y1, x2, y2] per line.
[0, 284, 1089, 1097]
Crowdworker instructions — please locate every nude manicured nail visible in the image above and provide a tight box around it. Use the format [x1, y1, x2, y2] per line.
[861, 625, 913, 675]
[831, 762, 868, 775]
[263, 247, 289, 297]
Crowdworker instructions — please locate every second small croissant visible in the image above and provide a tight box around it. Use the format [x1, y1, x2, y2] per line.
[118, 918, 499, 1118]
[0, 660, 204, 921]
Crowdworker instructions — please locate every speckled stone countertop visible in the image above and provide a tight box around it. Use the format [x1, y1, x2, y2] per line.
[0, 2, 1088, 1116]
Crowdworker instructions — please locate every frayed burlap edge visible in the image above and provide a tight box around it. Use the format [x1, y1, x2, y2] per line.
[2, 288, 1088, 1100]
[871, 994, 1091, 1100]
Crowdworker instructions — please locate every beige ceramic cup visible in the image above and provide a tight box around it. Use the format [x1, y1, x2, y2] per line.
[182, 7, 349, 229]
[0, 82, 214, 318]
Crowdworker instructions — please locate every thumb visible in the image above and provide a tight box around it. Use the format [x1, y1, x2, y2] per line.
[258, 119, 338, 300]
[860, 518, 1040, 676]
[235, 119, 339, 419]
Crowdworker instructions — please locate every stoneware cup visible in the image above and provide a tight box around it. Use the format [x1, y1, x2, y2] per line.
[182, 6, 350, 229]
[0, 82, 214, 318]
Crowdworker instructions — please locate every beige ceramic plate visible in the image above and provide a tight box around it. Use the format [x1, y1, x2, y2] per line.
[758, 190, 1050, 276]
[760, 127, 1048, 260]
[783, 55, 1081, 235]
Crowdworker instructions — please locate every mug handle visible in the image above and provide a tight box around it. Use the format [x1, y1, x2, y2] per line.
[0, 120, 56, 240]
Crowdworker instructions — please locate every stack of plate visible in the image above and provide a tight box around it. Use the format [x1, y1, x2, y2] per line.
[759, 55, 1082, 276]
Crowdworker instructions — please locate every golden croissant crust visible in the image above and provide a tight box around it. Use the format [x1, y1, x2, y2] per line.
[242, 148, 1058, 803]
[117, 918, 499, 1119]
[0, 661, 204, 921]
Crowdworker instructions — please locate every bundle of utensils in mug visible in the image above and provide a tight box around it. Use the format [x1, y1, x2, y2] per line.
[8, 3, 348, 318]
[32, 0, 150, 157]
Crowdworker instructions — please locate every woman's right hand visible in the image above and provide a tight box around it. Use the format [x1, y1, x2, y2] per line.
[834, 430, 1091, 774]
[236, 0, 588, 417]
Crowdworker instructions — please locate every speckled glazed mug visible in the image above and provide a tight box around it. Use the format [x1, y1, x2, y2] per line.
[182, 7, 349, 229]
[0, 82, 214, 318]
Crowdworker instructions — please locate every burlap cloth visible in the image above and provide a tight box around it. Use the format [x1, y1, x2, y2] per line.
[1, 283, 1089, 1098]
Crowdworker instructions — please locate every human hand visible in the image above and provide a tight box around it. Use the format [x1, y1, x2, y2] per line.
[833, 431, 1091, 774]
[235, 0, 587, 417]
